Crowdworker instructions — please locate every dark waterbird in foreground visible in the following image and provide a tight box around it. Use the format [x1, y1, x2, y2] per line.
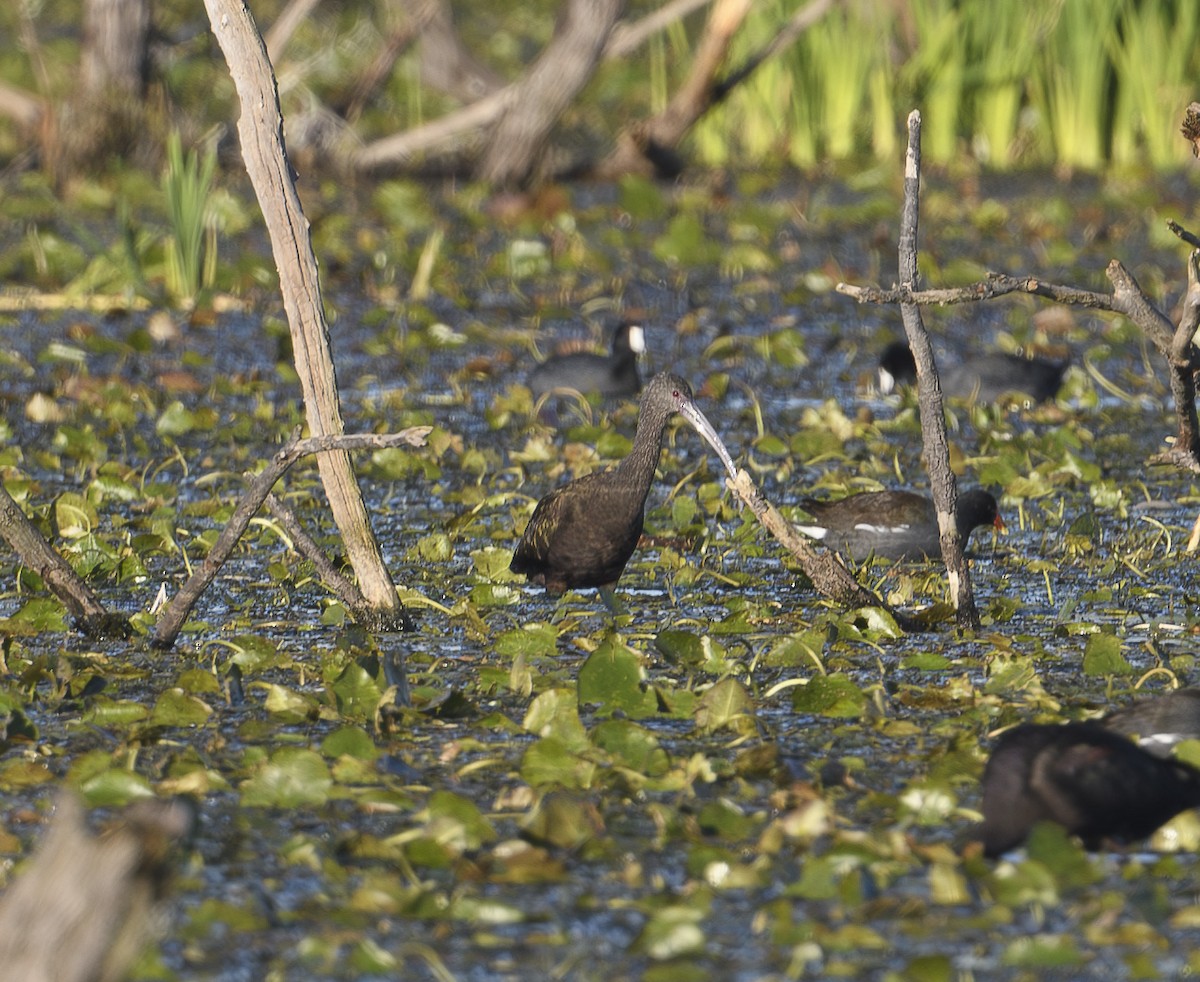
[795, 488, 1003, 562]
[978, 722, 1200, 857]
[527, 321, 646, 399]
[878, 340, 1068, 404]
[510, 372, 737, 599]
[1101, 688, 1200, 758]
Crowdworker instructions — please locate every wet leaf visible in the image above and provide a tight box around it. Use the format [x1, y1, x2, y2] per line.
[79, 767, 155, 806]
[634, 903, 707, 960]
[331, 662, 383, 720]
[520, 791, 603, 849]
[577, 636, 657, 718]
[694, 678, 755, 735]
[1082, 633, 1132, 676]
[520, 736, 598, 791]
[54, 492, 98, 538]
[322, 725, 377, 760]
[792, 675, 867, 718]
[149, 688, 213, 726]
[523, 688, 589, 750]
[426, 789, 495, 850]
[590, 720, 670, 777]
[240, 748, 332, 807]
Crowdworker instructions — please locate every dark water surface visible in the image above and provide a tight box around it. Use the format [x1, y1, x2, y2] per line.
[3, 170, 1200, 980]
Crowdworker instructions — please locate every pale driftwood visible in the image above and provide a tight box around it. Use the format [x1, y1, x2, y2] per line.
[417, 0, 504, 104]
[477, 0, 624, 187]
[605, 0, 713, 58]
[727, 470, 919, 631]
[0, 794, 194, 982]
[0, 80, 43, 128]
[152, 429, 429, 649]
[204, 0, 408, 617]
[896, 110, 978, 630]
[596, 0, 834, 178]
[596, 0, 751, 179]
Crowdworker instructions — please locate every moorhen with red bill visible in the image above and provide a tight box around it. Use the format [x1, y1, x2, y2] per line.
[795, 488, 1003, 562]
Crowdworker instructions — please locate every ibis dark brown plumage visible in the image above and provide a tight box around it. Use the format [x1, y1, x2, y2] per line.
[510, 372, 736, 597]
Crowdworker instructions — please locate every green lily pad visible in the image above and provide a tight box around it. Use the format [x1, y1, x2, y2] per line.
[577, 636, 657, 719]
[241, 748, 333, 807]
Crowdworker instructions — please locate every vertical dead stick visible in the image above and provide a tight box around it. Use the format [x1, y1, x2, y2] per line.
[897, 110, 978, 630]
[204, 0, 403, 617]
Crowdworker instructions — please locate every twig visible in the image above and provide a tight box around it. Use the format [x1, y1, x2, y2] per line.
[895, 110, 979, 631]
[606, 0, 713, 58]
[152, 428, 429, 649]
[0, 483, 129, 638]
[264, 491, 397, 626]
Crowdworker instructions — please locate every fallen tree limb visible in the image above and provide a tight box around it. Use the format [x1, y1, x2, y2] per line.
[0, 484, 129, 638]
[152, 428, 429, 649]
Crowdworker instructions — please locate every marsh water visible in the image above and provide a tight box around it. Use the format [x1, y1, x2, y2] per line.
[4, 169, 1200, 980]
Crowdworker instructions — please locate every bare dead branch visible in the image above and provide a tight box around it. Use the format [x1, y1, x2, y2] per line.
[1169, 220, 1200, 251]
[712, 0, 837, 101]
[206, 0, 410, 621]
[892, 110, 978, 630]
[152, 428, 429, 649]
[606, 0, 713, 58]
[0, 483, 129, 638]
[478, 0, 624, 186]
[596, 0, 833, 179]
[837, 274, 1116, 310]
[354, 86, 514, 170]
[264, 490, 379, 624]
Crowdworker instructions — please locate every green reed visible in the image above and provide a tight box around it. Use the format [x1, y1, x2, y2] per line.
[682, 0, 1200, 172]
[1107, 0, 1199, 167]
[162, 130, 217, 306]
